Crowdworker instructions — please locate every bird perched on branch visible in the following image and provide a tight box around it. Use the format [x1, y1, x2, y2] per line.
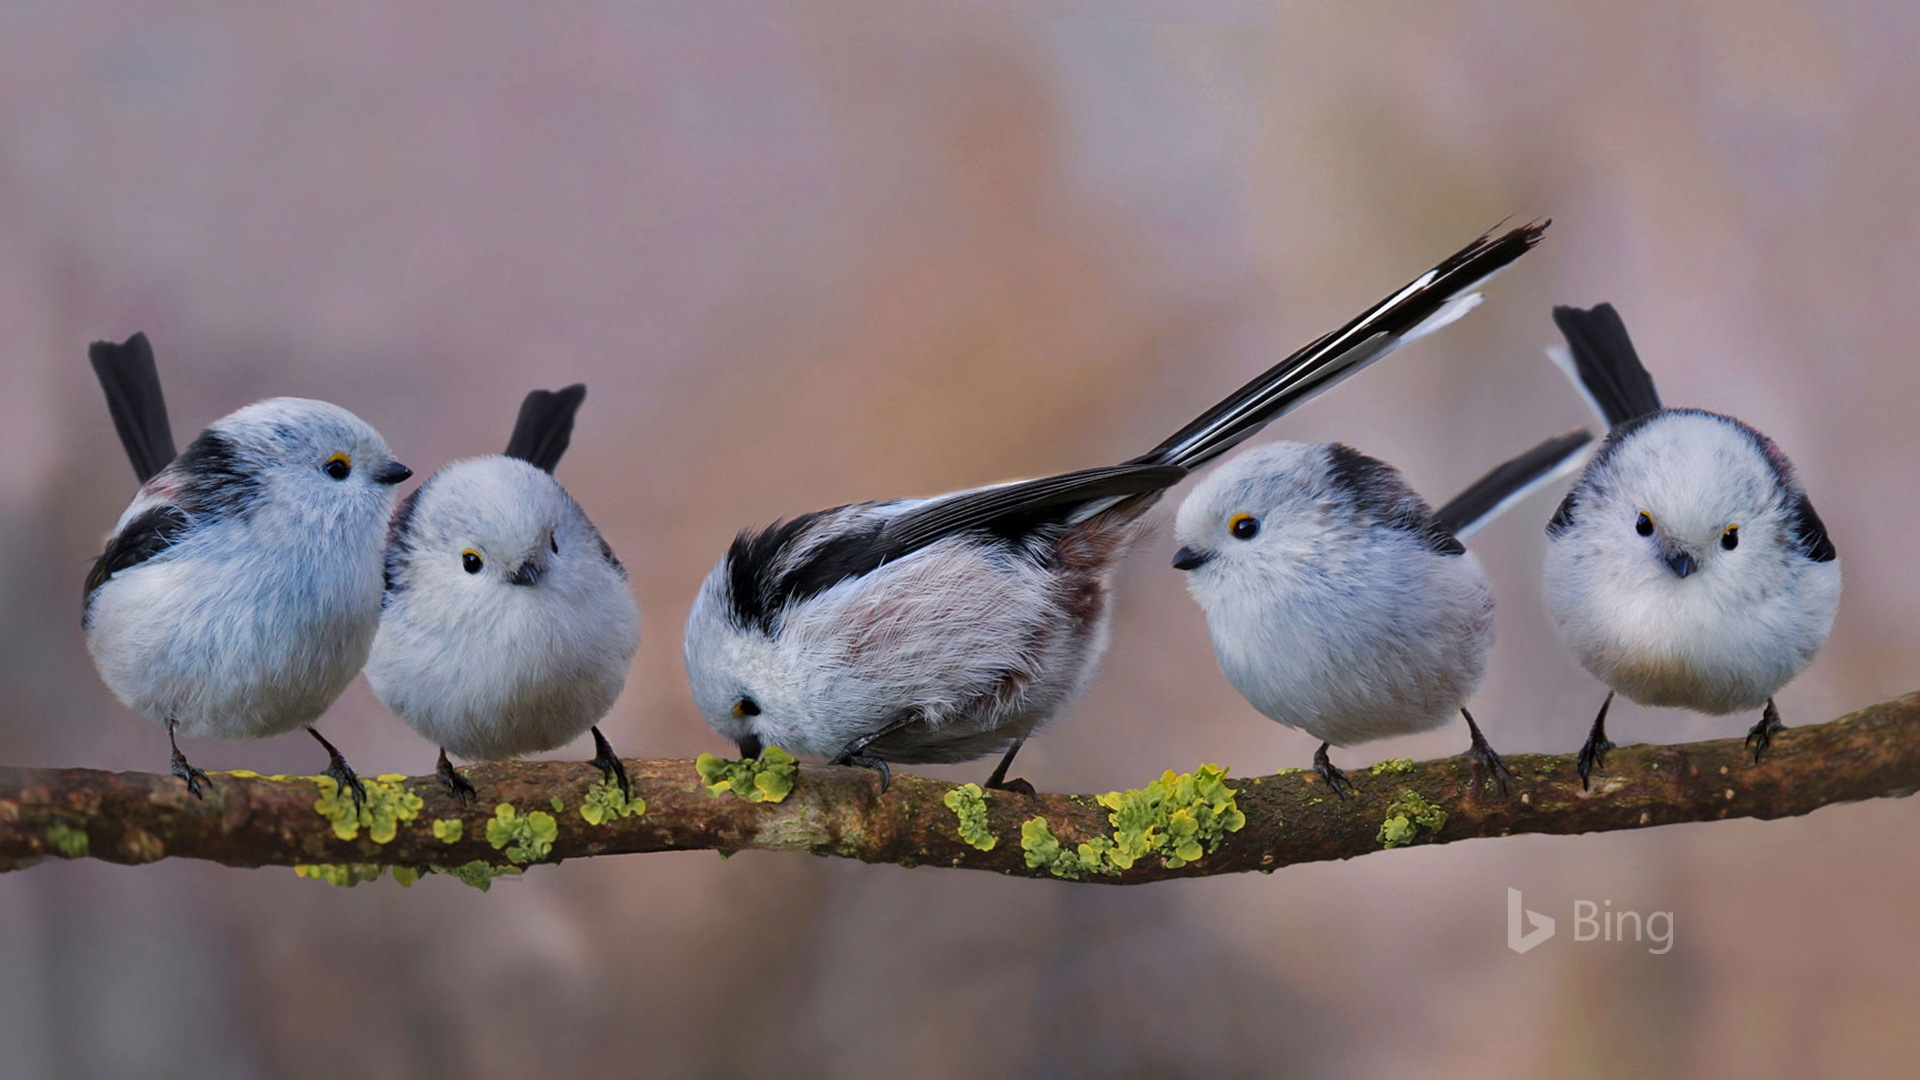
[1173, 429, 1592, 797]
[367, 385, 641, 802]
[84, 333, 411, 803]
[1542, 303, 1841, 788]
[684, 222, 1549, 792]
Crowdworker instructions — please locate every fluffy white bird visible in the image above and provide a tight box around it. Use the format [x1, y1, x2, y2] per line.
[1542, 303, 1841, 787]
[1172, 431, 1592, 796]
[84, 333, 411, 802]
[684, 223, 1549, 792]
[367, 385, 641, 801]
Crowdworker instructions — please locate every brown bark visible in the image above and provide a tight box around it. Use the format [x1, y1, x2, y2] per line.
[3, 691, 1916, 884]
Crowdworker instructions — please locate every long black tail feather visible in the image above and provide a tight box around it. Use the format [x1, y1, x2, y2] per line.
[1549, 303, 1662, 429]
[503, 384, 588, 473]
[88, 332, 176, 485]
[1432, 428, 1593, 541]
[1138, 220, 1550, 472]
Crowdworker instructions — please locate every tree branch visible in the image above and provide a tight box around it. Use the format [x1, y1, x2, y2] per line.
[3, 692, 1916, 885]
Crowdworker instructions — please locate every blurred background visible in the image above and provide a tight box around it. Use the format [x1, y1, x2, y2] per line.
[2, 2, 1917, 1077]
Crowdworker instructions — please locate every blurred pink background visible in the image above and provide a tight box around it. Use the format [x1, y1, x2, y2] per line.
[2, 3, 1917, 1077]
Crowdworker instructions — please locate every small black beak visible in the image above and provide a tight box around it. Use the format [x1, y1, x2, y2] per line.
[508, 560, 541, 587]
[375, 461, 413, 485]
[1666, 550, 1697, 579]
[1172, 546, 1213, 571]
[736, 735, 764, 760]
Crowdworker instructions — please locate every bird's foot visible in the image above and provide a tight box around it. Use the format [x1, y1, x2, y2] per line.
[832, 750, 893, 794]
[1462, 709, 1514, 797]
[987, 776, 1037, 797]
[1745, 700, 1787, 765]
[1575, 732, 1614, 791]
[170, 749, 210, 799]
[1575, 692, 1616, 792]
[589, 726, 633, 800]
[1314, 743, 1353, 800]
[436, 749, 477, 805]
[308, 728, 367, 810]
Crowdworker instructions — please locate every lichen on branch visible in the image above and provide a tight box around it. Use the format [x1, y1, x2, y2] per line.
[1, 692, 1917, 885]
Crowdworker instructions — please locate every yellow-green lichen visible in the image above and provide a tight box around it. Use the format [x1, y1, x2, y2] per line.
[1377, 790, 1448, 849]
[441, 860, 524, 891]
[485, 804, 558, 864]
[695, 746, 797, 803]
[1020, 817, 1095, 879]
[293, 863, 388, 887]
[1017, 766, 1248, 878]
[943, 783, 997, 851]
[312, 774, 425, 843]
[44, 823, 88, 859]
[549, 795, 566, 813]
[1369, 758, 1416, 776]
[1097, 765, 1247, 870]
[431, 818, 464, 844]
[390, 866, 423, 887]
[579, 777, 646, 826]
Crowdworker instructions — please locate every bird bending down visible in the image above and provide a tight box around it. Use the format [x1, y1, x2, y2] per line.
[684, 222, 1550, 793]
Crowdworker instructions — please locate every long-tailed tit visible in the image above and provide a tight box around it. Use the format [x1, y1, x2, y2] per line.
[1542, 303, 1841, 787]
[84, 333, 412, 802]
[366, 385, 641, 802]
[684, 222, 1549, 792]
[1172, 430, 1592, 797]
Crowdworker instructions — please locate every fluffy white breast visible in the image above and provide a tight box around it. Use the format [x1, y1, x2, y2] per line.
[1543, 411, 1840, 713]
[368, 456, 640, 759]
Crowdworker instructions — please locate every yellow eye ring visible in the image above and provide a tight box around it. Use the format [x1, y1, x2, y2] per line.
[1721, 524, 1740, 551]
[323, 453, 352, 481]
[1228, 512, 1260, 541]
[1635, 511, 1654, 537]
[461, 549, 484, 574]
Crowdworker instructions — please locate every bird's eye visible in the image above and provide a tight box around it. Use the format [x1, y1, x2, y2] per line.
[1721, 525, 1739, 551]
[324, 453, 352, 481]
[1229, 513, 1260, 541]
[461, 550, 484, 574]
[1635, 511, 1654, 537]
[733, 697, 761, 718]
[549, 530, 559, 555]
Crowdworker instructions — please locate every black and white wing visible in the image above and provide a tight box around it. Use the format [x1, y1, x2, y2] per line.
[723, 463, 1185, 634]
[83, 427, 258, 619]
